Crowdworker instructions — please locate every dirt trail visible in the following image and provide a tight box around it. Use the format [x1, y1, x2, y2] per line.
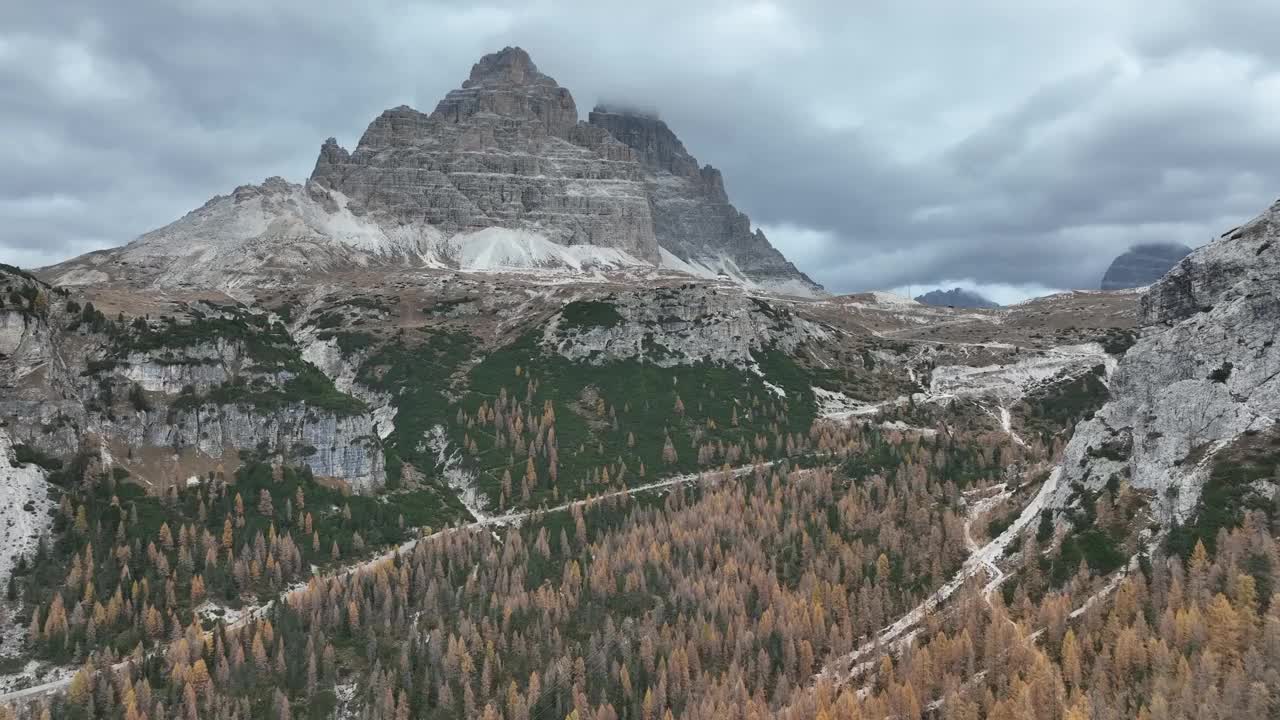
[0, 460, 785, 704]
[811, 466, 1061, 688]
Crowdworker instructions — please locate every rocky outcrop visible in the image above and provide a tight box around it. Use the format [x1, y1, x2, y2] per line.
[0, 428, 55, 588]
[0, 284, 388, 491]
[588, 107, 823, 296]
[914, 288, 998, 309]
[1053, 200, 1280, 519]
[432, 46, 579, 138]
[1100, 242, 1192, 290]
[6, 392, 386, 492]
[141, 404, 383, 488]
[545, 286, 831, 368]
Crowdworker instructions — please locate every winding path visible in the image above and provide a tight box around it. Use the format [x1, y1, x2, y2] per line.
[0, 459, 786, 704]
[811, 465, 1061, 688]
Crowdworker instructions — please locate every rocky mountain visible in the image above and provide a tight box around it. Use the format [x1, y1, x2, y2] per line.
[45, 47, 820, 296]
[0, 268, 386, 492]
[1099, 241, 1192, 290]
[10, 44, 1280, 720]
[0, 239, 1150, 706]
[1051, 203, 1280, 521]
[0, 206, 1178, 711]
[309, 48, 658, 264]
[914, 287, 999, 308]
[587, 106, 820, 295]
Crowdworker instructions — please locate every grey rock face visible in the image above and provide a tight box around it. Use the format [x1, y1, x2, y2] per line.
[1053, 200, 1280, 520]
[43, 46, 819, 296]
[0, 428, 56, 588]
[0, 276, 386, 491]
[154, 404, 384, 489]
[1100, 242, 1192, 290]
[545, 286, 831, 368]
[310, 48, 660, 264]
[588, 107, 823, 294]
[914, 288, 998, 309]
[588, 106, 702, 178]
[433, 46, 579, 138]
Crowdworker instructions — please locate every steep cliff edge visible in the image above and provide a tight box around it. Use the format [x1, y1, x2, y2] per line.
[0, 271, 385, 491]
[588, 106, 822, 296]
[1052, 200, 1280, 520]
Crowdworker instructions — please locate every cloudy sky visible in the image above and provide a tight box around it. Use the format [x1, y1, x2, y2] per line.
[4, 1, 1280, 299]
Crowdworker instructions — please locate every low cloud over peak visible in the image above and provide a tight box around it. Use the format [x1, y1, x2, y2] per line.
[3, 1, 1277, 295]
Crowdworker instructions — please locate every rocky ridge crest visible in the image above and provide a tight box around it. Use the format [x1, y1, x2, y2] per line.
[1099, 242, 1192, 290]
[1053, 201, 1280, 518]
[588, 106, 820, 293]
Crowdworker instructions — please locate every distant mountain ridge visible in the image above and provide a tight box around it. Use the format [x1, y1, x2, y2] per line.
[1100, 242, 1192, 290]
[44, 46, 820, 297]
[914, 288, 999, 308]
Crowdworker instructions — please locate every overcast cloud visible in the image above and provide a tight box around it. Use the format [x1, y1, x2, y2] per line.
[4, 1, 1280, 299]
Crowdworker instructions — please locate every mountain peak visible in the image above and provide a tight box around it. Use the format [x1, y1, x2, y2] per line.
[57, 47, 820, 296]
[465, 46, 540, 86]
[914, 288, 998, 308]
[588, 105, 698, 177]
[1100, 242, 1192, 290]
[432, 46, 577, 134]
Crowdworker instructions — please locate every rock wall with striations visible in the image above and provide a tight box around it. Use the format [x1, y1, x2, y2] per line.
[588, 107, 823, 295]
[1051, 200, 1280, 520]
[0, 275, 387, 491]
[310, 47, 660, 263]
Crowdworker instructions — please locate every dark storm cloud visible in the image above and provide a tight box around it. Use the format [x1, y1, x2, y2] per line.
[3, 1, 1279, 297]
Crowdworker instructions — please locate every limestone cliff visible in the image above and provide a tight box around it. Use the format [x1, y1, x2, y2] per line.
[311, 48, 660, 264]
[545, 286, 832, 369]
[1052, 200, 1280, 519]
[588, 106, 822, 295]
[0, 274, 386, 491]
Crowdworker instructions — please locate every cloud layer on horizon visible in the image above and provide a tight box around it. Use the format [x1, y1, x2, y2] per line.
[4, 0, 1280, 296]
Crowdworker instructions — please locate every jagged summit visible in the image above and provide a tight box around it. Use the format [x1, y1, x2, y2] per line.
[593, 102, 660, 119]
[588, 105, 821, 293]
[43, 47, 821, 296]
[588, 105, 701, 177]
[308, 49, 657, 263]
[467, 46, 541, 84]
[432, 46, 578, 135]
